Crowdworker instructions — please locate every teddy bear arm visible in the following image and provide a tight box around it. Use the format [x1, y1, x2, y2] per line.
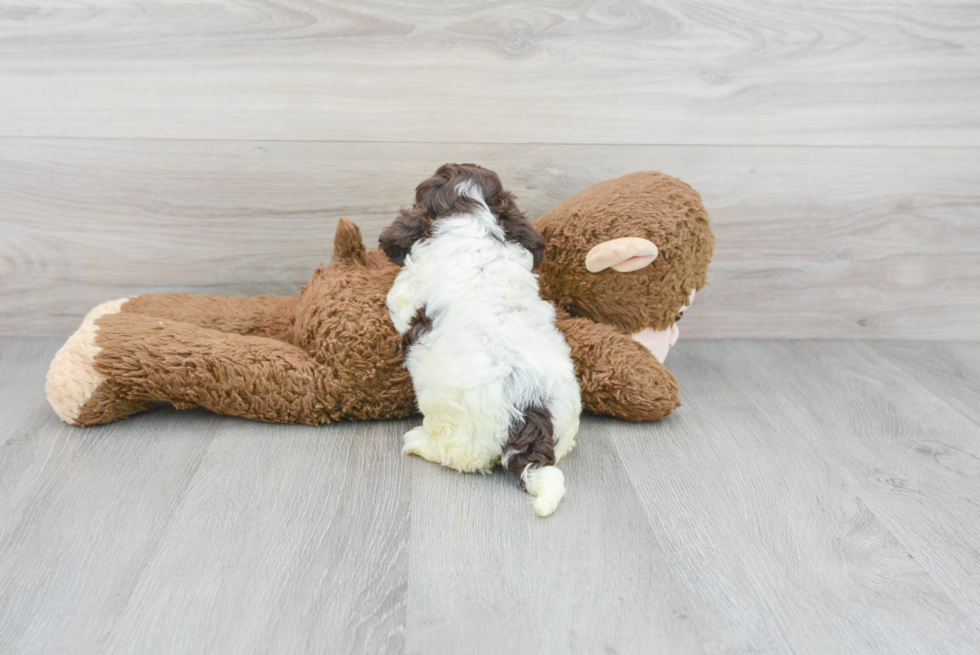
[120, 293, 299, 342]
[556, 314, 681, 422]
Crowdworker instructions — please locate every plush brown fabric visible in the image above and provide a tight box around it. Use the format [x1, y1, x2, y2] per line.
[89, 312, 335, 425]
[290, 222, 416, 421]
[57, 172, 713, 426]
[554, 310, 681, 421]
[123, 293, 299, 341]
[87, 219, 417, 426]
[535, 171, 714, 333]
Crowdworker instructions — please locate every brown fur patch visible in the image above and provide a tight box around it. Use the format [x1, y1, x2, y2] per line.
[503, 405, 556, 487]
[494, 189, 545, 266]
[379, 163, 545, 266]
[378, 206, 432, 266]
[402, 307, 432, 351]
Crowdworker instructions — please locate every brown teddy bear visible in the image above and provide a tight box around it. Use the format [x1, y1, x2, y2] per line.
[46, 171, 713, 427]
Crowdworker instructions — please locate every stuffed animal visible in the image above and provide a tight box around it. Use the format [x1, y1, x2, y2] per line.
[46, 171, 714, 428]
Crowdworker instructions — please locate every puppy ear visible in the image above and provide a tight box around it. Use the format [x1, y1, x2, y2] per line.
[415, 164, 461, 218]
[379, 164, 466, 265]
[379, 206, 429, 266]
[493, 190, 545, 267]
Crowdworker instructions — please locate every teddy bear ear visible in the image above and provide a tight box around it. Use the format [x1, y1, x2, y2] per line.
[585, 237, 659, 273]
[332, 218, 367, 266]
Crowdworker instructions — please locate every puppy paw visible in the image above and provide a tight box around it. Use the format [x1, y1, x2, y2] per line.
[523, 466, 566, 517]
[402, 426, 441, 463]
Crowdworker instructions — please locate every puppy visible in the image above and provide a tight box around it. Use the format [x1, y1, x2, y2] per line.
[380, 164, 581, 517]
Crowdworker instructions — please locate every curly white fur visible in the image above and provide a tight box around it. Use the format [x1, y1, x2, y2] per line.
[387, 186, 580, 514]
[523, 465, 566, 517]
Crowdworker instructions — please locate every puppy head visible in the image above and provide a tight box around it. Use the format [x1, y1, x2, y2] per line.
[379, 163, 544, 266]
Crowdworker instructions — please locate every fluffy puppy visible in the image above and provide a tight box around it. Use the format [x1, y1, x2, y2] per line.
[381, 164, 581, 517]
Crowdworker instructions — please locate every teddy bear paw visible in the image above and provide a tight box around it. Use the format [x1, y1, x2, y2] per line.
[46, 298, 130, 425]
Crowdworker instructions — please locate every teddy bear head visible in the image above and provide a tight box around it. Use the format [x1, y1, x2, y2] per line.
[533, 171, 714, 362]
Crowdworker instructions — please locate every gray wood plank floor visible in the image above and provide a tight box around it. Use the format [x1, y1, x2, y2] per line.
[2, 337, 980, 654]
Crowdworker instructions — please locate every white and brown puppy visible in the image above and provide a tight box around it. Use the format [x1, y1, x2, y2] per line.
[380, 164, 581, 517]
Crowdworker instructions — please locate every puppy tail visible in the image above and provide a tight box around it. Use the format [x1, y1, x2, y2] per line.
[503, 405, 565, 517]
[523, 466, 565, 517]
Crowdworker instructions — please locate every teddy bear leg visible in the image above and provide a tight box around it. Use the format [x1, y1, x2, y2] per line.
[121, 293, 299, 342]
[46, 298, 153, 426]
[48, 309, 336, 426]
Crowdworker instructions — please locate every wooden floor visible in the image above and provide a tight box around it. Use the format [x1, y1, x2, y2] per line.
[2, 338, 979, 654]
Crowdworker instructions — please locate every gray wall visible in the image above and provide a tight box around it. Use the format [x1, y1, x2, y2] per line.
[2, 1, 978, 338]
